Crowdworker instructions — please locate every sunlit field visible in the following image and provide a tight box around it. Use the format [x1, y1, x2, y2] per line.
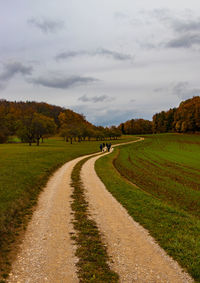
[96, 134, 200, 281]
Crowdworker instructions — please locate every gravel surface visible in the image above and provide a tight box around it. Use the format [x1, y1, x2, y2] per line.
[7, 155, 95, 283]
[81, 148, 194, 283]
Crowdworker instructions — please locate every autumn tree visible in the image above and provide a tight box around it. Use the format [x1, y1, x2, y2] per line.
[17, 113, 56, 146]
[108, 126, 121, 139]
[153, 97, 200, 133]
[119, 119, 152, 135]
[174, 96, 200, 133]
[58, 110, 87, 143]
[33, 114, 56, 145]
[0, 104, 9, 143]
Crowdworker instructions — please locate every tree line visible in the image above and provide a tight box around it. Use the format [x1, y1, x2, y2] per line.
[0, 100, 121, 145]
[153, 96, 200, 133]
[0, 96, 199, 144]
[118, 96, 200, 135]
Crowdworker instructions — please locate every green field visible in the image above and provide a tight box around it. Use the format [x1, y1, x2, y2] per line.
[0, 136, 136, 280]
[95, 134, 200, 282]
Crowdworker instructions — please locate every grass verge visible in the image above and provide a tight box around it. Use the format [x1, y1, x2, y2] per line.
[95, 139, 200, 282]
[71, 156, 119, 282]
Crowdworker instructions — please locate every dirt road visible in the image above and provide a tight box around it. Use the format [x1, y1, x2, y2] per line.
[8, 139, 193, 282]
[8, 153, 98, 283]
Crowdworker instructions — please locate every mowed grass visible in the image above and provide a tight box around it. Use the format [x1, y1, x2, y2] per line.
[0, 136, 135, 280]
[95, 134, 200, 282]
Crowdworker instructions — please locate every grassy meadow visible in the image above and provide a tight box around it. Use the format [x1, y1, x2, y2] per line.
[95, 134, 200, 282]
[0, 135, 136, 280]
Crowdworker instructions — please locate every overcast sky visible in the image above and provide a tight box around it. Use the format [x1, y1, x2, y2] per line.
[1, 0, 200, 125]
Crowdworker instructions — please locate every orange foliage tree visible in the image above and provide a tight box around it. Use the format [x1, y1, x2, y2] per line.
[153, 96, 200, 133]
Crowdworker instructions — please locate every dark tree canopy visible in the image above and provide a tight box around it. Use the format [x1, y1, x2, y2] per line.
[118, 119, 153, 135]
[153, 96, 200, 133]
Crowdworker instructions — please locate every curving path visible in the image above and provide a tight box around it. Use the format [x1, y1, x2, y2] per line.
[8, 138, 193, 282]
[81, 140, 193, 283]
[8, 153, 98, 283]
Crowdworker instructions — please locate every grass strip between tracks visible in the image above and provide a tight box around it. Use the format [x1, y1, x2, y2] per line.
[71, 156, 119, 282]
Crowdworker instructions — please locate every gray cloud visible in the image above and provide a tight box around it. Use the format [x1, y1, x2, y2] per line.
[0, 62, 33, 81]
[0, 62, 33, 89]
[31, 75, 98, 89]
[78, 94, 109, 103]
[172, 82, 200, 99]
[166, 17, 200, 48]
[114, 12, 128, 20]
[97, 48, 132, 60]
[56, 51, 85, 60]
[172, 19, 200, 33]
[55, 48, 132, 61]
[166, 34, 200, 48]
[154, 82, 200, 99]
[28, 18, 64, 33]
[151, 8, 173, 24]
[151, 10, 200, 49]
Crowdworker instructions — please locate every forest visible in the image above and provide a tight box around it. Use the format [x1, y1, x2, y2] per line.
[119, 96, 200, 135]
[152, 96, 200, 133]
[0, 100, 121, 145]
[0, 96, 199, 144]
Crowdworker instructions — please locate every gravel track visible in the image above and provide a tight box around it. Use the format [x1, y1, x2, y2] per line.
[7, 138, 193, 282]
[8, 153, 98, 283]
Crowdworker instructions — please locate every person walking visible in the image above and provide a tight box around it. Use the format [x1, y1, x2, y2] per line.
[100, 144, 103, 152]
[107, 142, 112, 152]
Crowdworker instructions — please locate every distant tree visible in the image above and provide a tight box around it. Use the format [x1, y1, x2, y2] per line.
[58, 110, 106, 143]
[119, 123, 125, 134]
[33, 114, 56, 145]
[0, 119, 9, 143]
[0, 103, 9, 143]
[17, 113, 56, 146]
[17, 114, 35, 145]
[119, 119, 152, 135]
[153, 108, 176, 133]
[108, 126, 121, 139]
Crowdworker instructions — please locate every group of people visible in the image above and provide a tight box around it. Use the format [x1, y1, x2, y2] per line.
[99, 142, 112, 152]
